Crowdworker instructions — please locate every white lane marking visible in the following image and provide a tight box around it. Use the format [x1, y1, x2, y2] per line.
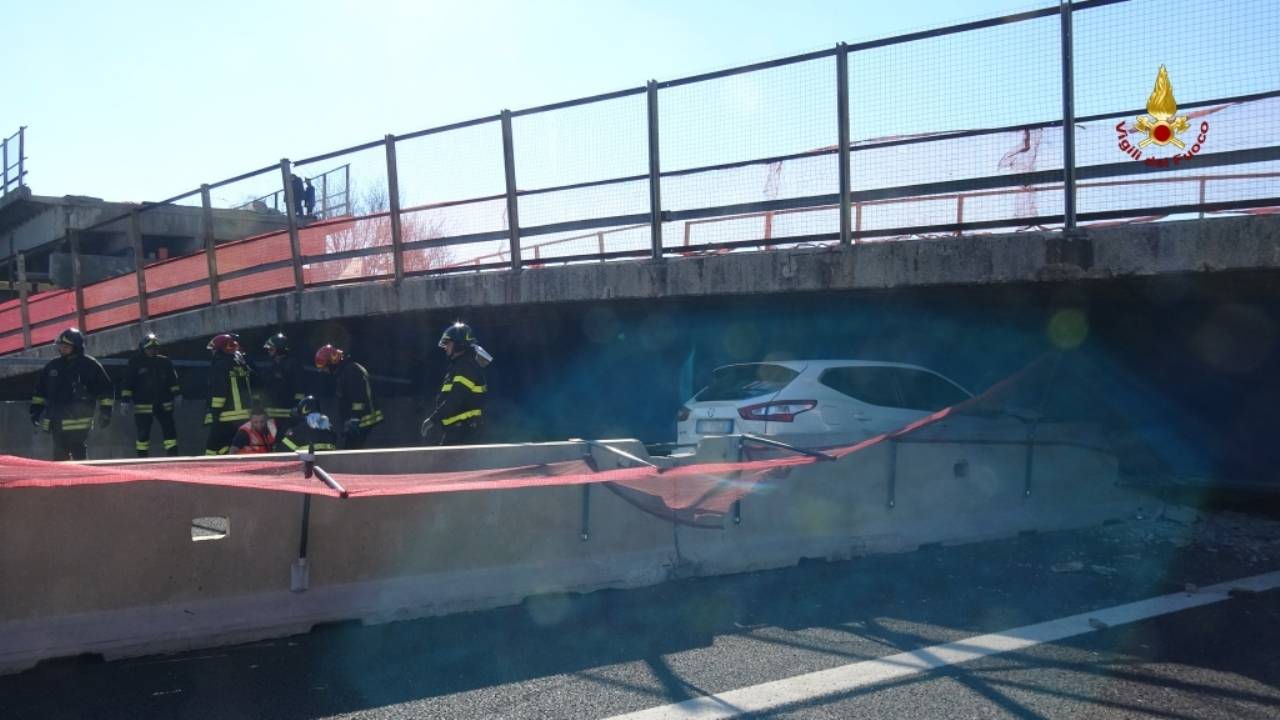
[604, 570, 1280, 720]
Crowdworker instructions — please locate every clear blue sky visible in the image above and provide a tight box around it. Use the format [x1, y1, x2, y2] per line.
[6, 0, 1059, 202]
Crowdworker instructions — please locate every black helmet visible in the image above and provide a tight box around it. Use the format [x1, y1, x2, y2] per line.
[293, 395, 320, 418]
[57, 327, 85, 352]
[139, 332, 160, 351]
[263, 332, 290, 354]
[438, 322, 475, 350]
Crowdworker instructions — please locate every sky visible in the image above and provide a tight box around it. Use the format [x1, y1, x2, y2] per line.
[3, 0, 1059, 202]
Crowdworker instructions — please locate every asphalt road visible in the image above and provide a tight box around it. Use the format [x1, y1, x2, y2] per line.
[3, 510, 1278, 720]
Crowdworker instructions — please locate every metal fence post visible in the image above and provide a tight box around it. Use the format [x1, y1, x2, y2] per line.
[837, 43, 852, 245]
[500, 110, 522, 271]
[16, 252, 31, 350]
[2, 134, 7, 191]
[69, 228, 85, 331]
[17, 127, 23, 187]
[129, 211, 149, 322]
[1060, 0, 1077, 232]
[647, 80, 664, 259]
[384, 134, 405, 283]
[200, 185, 221, 306]
[280, 159, 305, 291]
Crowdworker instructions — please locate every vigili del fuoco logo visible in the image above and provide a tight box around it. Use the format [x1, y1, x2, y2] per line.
[1115, 66, 1209, 168]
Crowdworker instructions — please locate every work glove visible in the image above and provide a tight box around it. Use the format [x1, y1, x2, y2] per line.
[99, 410, 112, 429]
[32, 416, 50, 433]
[343, 418, 361, 436]
[119, 401, 134, 415]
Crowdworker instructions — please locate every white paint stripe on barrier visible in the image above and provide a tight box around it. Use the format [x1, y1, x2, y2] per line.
[603, 570, 1280, 720]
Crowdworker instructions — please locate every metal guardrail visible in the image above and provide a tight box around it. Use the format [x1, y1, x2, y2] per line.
[0, 0, 1276, 355]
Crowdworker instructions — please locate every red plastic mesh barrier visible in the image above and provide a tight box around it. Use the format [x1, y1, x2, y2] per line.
[0, 334, 24, 354]
[25, 290, 75, 326]
[0, 453, 818, 529]
[0, 301, 23, 353]
[83, 274, 141, 332]
[81, 273, 135, 310]
[146, 284, 212, 318]
[29, 323, 66, 347]
[219, 267, 295, 301]
[84, 303, 141, 333]
[0, 456, 317, 495]
[215, 230, 291, 274]
[144, 252, 208, 293]
[215, 229, 294, 301]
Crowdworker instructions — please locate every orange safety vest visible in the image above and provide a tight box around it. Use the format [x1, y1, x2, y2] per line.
[234, 419, 278, 454]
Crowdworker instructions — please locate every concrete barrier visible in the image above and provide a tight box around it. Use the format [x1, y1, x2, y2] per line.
[0, 429, 1148, 675]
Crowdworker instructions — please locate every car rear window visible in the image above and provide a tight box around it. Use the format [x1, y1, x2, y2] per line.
[696, 364, 799, 401]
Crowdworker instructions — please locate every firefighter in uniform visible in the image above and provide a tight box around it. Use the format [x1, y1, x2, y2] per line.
[205, 333, 255, 455]
[30, 328, 114, 461]
[262, 332, 306, 435]
[314, 344, 383, 449]
[230, 408, 279, 454]
[121, 332, 182, 457]
[276, 395, 338, 452]
[420, 322, 490, 446]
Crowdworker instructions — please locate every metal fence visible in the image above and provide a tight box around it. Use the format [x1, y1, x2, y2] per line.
[1, 127, 26, 197]
[1, 0, 1277, 355]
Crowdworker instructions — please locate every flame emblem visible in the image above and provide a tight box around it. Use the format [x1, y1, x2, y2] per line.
[1135, 66, 1189, 149]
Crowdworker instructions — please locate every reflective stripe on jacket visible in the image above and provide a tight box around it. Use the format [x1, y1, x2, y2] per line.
[429, 350, 487, 427]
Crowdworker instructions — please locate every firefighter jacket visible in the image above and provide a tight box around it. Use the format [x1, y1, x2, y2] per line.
[30, 352, 114, 432]
[231, 419, 278, 454]
[335, 358, 383, 430]
[263, 353, 307, 421]
[205, 351, 255, 425]
[277, 415, 338, 452]
[427, 349, 487, 428]
[121, 351, 180, 414]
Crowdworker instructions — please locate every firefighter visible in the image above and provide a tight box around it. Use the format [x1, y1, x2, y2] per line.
[420, 322, 490, 446]
[230, 407, 278, 454]
[276, 395, 338, 452]
[120, 332, 182, 457]
[314, 344, 383, 449]
[30, 328, 114, 461]
[204, 333, 255, 455]
[261, 332, 306, 435]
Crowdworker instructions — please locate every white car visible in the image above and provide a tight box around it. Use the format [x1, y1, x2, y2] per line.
[675, 360, 974, 449]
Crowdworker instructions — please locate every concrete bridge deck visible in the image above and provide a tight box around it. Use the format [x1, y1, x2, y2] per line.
[1, 214, 1276, 379]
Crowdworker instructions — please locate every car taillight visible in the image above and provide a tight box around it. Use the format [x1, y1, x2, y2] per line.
[676, 406, 691, 422]
[738, 400, 816, 422]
